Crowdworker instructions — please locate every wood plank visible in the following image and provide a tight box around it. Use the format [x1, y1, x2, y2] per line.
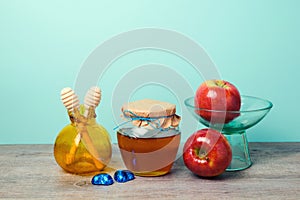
[0, 143, 299, 199]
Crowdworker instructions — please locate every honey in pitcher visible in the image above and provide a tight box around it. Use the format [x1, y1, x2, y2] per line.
[117, 128, 181, 176]
[54, 113, 112, 174]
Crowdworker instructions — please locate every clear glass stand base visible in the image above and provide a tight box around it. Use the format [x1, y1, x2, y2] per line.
[223, 131, 252, 171]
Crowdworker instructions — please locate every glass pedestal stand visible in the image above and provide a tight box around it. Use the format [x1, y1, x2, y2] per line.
[185, 95, 273, 171]
[223, 131, 251, 171]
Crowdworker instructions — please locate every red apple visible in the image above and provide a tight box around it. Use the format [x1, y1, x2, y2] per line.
[183, 128, 232, 177]
[194, 80, 241, 123]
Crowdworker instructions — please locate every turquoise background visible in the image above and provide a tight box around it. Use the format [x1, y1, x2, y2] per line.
[0, 0, 299, 144]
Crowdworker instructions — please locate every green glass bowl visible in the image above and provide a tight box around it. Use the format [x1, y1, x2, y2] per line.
[184, 95, 273, 171]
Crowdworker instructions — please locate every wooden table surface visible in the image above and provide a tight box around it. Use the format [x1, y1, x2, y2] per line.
[0, 143, 299, 199]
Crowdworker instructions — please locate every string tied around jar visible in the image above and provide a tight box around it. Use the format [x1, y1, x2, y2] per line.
[113, 110, 180, 131]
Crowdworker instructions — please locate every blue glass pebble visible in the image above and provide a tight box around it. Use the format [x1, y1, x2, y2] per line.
[91, 173, 114, 186]
[114, 170, 135, 183]
[123, 170, 135, 181]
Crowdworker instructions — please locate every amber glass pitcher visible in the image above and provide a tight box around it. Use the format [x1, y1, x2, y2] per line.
[54, 87, 112, 174]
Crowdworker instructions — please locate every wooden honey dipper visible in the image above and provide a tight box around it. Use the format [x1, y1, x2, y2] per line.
[84, 86, 101, 117]
[80, 86, 105, 169]
[60, 87, 80, 112]
[60, 87, 81, 165]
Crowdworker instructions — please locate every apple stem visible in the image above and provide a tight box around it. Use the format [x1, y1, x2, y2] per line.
[195, 149, 209, 160]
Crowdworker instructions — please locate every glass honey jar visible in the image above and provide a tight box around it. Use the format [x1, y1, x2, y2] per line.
[116, 99, 181, 176]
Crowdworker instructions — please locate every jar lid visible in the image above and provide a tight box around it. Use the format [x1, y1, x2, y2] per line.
[121, 99, 181, 129]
